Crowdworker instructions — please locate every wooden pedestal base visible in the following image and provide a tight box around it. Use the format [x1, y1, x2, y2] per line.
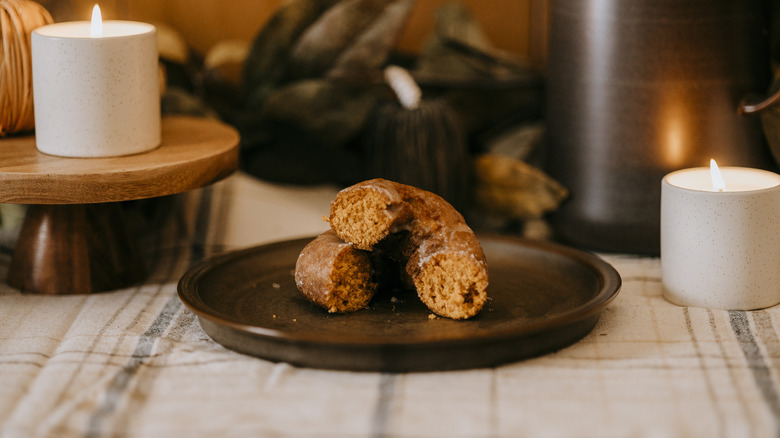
[0, 116, 240, 294]
[8, 204, 146, 294]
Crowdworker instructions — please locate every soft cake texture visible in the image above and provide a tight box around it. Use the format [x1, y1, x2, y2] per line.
[326, 179, 411, 251]
[294, 230, 377, 313]
[296, 179, 488, 319]
[338, 179, 488, 319]
[403, 228, 488, 319]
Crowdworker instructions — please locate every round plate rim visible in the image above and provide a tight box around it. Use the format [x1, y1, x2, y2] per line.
[177, 233, 622, 347]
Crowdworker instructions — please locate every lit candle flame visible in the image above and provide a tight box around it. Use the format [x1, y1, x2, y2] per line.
[90, 5, 103, 37]
[710, 159, 726, 192]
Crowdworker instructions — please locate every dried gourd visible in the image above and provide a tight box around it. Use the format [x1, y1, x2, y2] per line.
[473, 153, 568, 219]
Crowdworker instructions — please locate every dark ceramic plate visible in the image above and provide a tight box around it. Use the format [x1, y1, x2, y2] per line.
[178, 234, 621, 372]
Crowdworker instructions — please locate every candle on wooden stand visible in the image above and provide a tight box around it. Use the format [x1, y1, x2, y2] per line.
[661, 160, 780, 310]
[31, 5, 160, 157]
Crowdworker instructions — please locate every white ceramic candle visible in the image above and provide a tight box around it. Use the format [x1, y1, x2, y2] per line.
[661, 165, 780, 310]
[31, 11, 160, 157]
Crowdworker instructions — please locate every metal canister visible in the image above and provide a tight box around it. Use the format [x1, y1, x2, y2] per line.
[546, 0, 775, 254]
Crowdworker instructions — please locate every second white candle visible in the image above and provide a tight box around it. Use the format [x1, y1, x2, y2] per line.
[661, 166, 780, 310]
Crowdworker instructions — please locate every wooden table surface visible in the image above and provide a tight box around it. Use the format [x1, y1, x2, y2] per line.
[0, 115, 240, 204]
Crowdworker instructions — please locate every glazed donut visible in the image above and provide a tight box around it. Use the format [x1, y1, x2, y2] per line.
[294, 230, 378, 313]
[327, 179, 488, 319]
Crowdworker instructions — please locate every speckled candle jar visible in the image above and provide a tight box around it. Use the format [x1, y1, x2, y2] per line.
[31, 21, 160, 157]
[661, 167, 780, 310]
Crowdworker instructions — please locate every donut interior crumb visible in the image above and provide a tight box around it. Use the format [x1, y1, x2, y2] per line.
[325, 248, 377, 313]
[415, 253, 489, 320]
[329, 187, 396, 250]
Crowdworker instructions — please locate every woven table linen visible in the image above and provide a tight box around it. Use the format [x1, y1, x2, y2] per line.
[1, 172, 778, 438]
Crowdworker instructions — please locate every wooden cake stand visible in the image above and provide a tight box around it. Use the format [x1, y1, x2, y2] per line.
[0, 116, 240, 294]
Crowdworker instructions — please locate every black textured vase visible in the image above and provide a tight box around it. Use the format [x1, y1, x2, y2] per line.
[367, 99, 470, 210]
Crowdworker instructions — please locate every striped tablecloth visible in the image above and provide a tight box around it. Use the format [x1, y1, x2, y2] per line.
[1, 171, 779, 438]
